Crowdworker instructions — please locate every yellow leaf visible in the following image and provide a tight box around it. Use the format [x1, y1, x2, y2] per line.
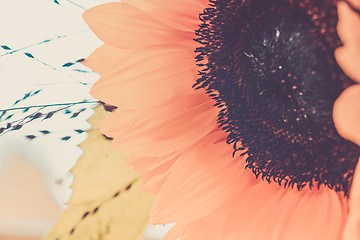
[45, 106, 155, 240]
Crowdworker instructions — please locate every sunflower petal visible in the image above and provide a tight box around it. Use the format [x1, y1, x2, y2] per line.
[150, 131, 251, 225]
[163, 180, 346, 240]
[98, 94, 217, 158]
[335, 1, 360, 82]
[147, 130, 347, 239]
[141, 159, 175, 194]
[90, 45, 196, 109]
[93, 0, 204, 32]
[83, 2, 190, 49]
[342, 158, 360, 240]
[218, 182, 346, 240]
[124, 0, 208, 31]
[333, 85, 360, 146]
[82, 44, 128, 75]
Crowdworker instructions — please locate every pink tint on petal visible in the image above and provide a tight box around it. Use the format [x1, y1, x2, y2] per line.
[162, 224, 186, 240]
[348, 0, 360, 9]
[278, 188, 346, 240]
[155, 156, 347, 240]
[129, 153, 181, 194]
[150, 131, 251, 225]
[163, 214, 224, 240]
[144, 0, 209, 8]
[90, 46, 197, 109]
[83, 3, 192, 49]
[82, 44, 129, 75]
[98, 93, 212, 138]
[141, 160, 175, 194]
[342, 157, 360, 240]
[109, 107, 217, 157]
[335, 1, 360, 82]
[129, 152, 179, 172]
[98, 96, 218, 157]
[218, 183, 346, 240]
[333, 85, 360, 146]
[123, 0, 207, 31]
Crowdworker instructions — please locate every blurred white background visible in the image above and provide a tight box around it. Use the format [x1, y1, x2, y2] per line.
[0, 0, 172, 239]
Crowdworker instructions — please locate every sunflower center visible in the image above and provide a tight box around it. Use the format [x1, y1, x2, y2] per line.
[195, 0, 360, 195]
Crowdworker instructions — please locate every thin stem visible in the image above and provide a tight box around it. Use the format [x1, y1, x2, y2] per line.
[0, 29, 89, 58]
[65, 0, 87, 10]
[33, 57, 90, 85]
[0, 100, 98, 112]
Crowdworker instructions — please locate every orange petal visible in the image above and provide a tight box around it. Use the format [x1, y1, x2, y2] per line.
[335, 1, 360, 82]
[82, 44, 129, 75]
[150, 131, 347, 239]
[162, 215, 223, 240]
[162, 224, 183, 240]
[337, 2, 360, 45]
[276, 188, 346, 240]
[333, 84, 360, 146]
[144, 0, 209, 8]
[99, 95, 218, 157]
[342, 157, 360, 240]
[122, 0, 206, 31]
[163, 187, 345, 240]
[99, 92, 213, 139]
[83, 2, 192, 49]
[150, 131, 252, 225]
[141, 158, 176, 194]
[335, 46, 360, 83]
[90, 45, 196, 109]
[129, 152, 179, 172]
[217, 184, 346, 240]
[109, 106, 217, 157]
[129, 153, 180, 194]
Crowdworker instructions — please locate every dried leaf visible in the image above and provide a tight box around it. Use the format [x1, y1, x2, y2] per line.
[46, 106, 155, 240]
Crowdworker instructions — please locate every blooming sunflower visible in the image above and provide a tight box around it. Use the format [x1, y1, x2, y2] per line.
[83, 0, 360, 239]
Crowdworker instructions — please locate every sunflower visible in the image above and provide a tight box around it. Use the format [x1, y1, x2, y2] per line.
[83, 0, 360, 239]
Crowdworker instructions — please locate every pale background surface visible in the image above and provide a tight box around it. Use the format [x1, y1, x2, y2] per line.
[0, 0, 172, 239]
